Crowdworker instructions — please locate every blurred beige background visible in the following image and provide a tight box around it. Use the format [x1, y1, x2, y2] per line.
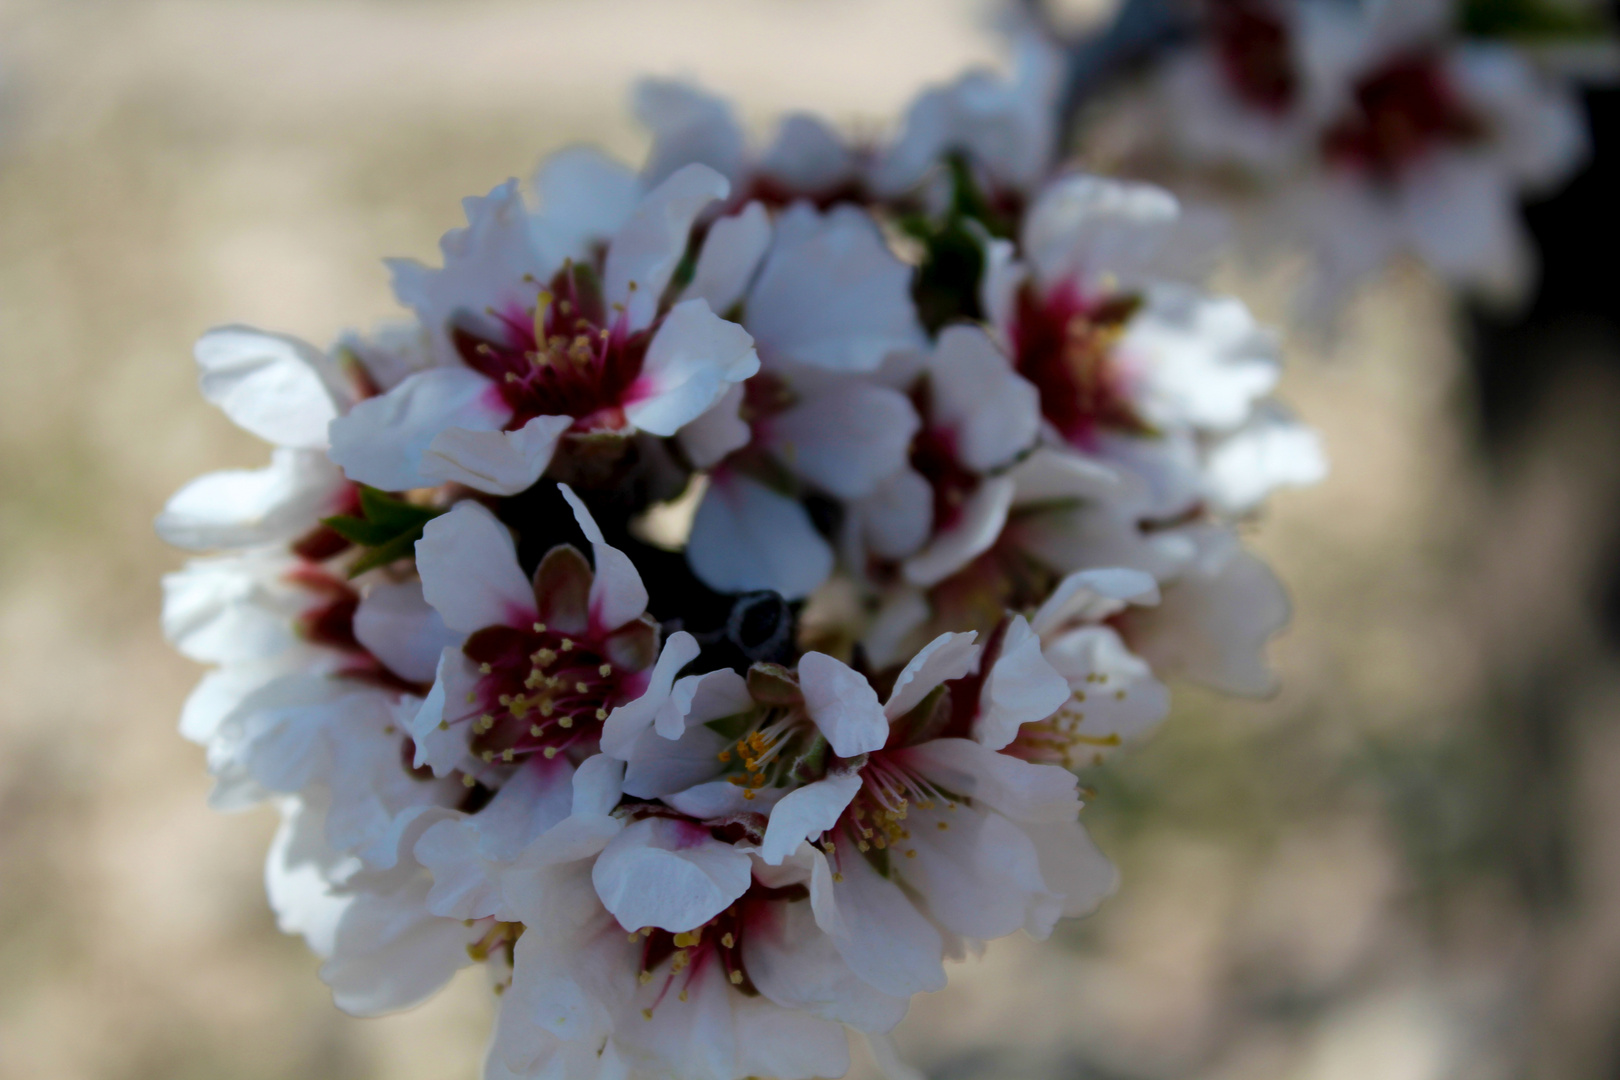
[3, 1, 1620, 1078]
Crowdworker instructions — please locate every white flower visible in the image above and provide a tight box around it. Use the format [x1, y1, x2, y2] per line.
[678, 198, 929, 599]
[157, 327, 357, 553]
[330, 166, 760, 496]
[988, 172, 1325, 518]
[870, 30, 1063, 197]
[1150, 0, 1586, 309]
[636, 79, 862, 203]
[408, 486, 699, 780]
[618, 631, 1113, 1004]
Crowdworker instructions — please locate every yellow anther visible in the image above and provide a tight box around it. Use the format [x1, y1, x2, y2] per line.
[832, 872, 844, 883]
[574, 681, 588, 694]
[595, 708, 608, 721]
[905, 849, 917, 858]
[642, 1008, 653, 1020]
[937, 821, 950, 830]
[382, 724, 395, 735]
[729, 970, 744, 985]
[558, 716, 573, 729]
[561, 639, 574, 651]
[462, 774, 477, 787]
[717, 749, 731, 763]
[628, 933, 640, 943]
[465, 692, 477, 704]
[720, 933, 735, 949]
[530, 725, 544, 737]
[479, 663, 493, 675]
[438, 719, 451, 731]
[673, 931, 701, 948]
[482, 750, 495, 763]
[532, 622, 547, 633]
[678, 989, 688, 1003]
[502, 749, 515, 763]
[743, 790, 756, 801]
[543, 746, 559, 759]
[638, 970, 653, 984]
[599, 663, 612, 676]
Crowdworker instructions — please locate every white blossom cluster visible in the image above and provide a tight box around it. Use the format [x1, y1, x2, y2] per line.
[159, 35, 1333, 1080]
[1102, 0, 1591, 316]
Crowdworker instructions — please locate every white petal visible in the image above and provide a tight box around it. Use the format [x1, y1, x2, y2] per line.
[1026, 819, 1118, 918]
[898, 738, 1080, 824]
[1021, 173, 1184, 291]
[415, 500, 534, 634]
[387, 180, 551, 365]
[354, 579, 462, 684]
[1202, 403, 1328, 515]
[591, 817, 752, 932]
[974, 615, 1070, 750]
[758, 113, 858, 194]
[746, 203, 925, 372]
[328, 366, 508, 492]
[806, 845, 945, 997]
[765, 381, 919, 499]
[1030, 568, 1160, 637]
[926, 324, 1040, 472]
[635, 78, 747, 190]
[531, 145, 641, 264]
[570, 753, 626, 818]
[741, 877, 910, 1031]
[1005, 446, 1118, 504]
[161, 549, 307, 664]
[320, 875, 478, 1016]
[676, 383, 751, 469]
[898, 805, 1057, 941]
[420, 414, 571, 496]
[620, 672, 746, 797]
[731, 987, 854, 1080]
[157, 448, 347, 552]
[1122, 525, 1289, 696]
[799, 652, 888, 758]
[606, 163, 730, 331]
[902, 475, 1017, 587]
[408, 649, 476, 776]
[625, 298, 759, 437]
[1120, 285, 1280, 433]
[760, 773, 862, 864]
[194, 326, 349, 449]
[558, 483, 650, 632]
[884, 631, 979, 720]
[599, 631, 701, 759]
[665, 778, 786, 820]
[681, 201, 772, 314]
[686, 472, 833, 601]
[849, 466, 933, 561]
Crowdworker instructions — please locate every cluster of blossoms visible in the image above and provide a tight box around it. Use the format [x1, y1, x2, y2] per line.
[160, 29, 1335, 1080]
[1095, 0, 1592, 315]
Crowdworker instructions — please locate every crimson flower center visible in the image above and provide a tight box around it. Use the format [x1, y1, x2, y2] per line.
[1322, 52, 1487, 176]
[452, 265, 649, 433]
[1211, 0, 1299, 114]
[460, 622, 630, 764]
[1013, 284, 1148, 450]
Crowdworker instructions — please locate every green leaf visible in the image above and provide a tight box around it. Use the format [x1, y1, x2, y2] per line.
[322, 486, 445, 578]
[1461, 0, 1607, 39]
[906, 153, 1015, 334]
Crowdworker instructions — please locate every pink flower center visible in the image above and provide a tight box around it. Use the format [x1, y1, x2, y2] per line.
[459, 621, 640, 764]
[1211, 0, 1299, 114]
[1012, 282, 1148, 450]
[452, 264, 649, 433]
[632, 879, 810, 1008]
[1322, 52, 1487, 176]
[909, 426, 980, 533]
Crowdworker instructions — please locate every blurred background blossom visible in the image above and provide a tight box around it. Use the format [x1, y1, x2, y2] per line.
[3, 0, 1620, 1078]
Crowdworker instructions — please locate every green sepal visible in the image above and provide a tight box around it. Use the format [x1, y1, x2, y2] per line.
[322, 486, 445, 578]
[1461, 0, 1608, 39]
